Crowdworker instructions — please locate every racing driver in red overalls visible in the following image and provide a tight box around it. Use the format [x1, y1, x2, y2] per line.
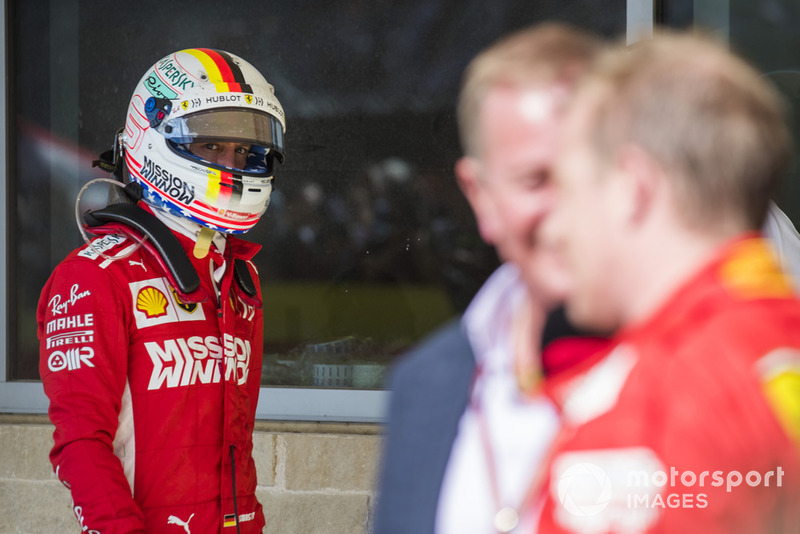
[38, 48, 285, 533]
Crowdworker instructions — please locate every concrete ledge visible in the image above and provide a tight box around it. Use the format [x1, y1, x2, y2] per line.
[0, 413, 51, 425]
[257, 489, 372, 534]
[254, 420, 383, 435]
[0, 414, 384, 436]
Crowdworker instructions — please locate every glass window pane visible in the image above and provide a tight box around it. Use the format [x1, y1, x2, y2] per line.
[659, 0, 800, 228]
[10, 1, 625, 387]
[728, 1, 800, 227]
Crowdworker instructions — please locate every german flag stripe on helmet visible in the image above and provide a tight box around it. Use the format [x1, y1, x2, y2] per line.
[184, 48, 253, 94]
[206, 168, 236, 204]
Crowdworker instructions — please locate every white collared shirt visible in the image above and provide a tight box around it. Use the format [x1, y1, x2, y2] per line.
[764, 202, 800, 291]
[435, 263, 560, 534]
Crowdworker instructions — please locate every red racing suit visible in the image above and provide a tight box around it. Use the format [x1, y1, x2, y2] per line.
[535, 236, 800, 533]
[37, 220, 265, 533]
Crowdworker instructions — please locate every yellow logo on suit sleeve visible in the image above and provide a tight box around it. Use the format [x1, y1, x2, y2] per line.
[757, 348, 800, 447]
[136, 287, 168, 318]
[129, 278, 206, 329]
[720, 238, 793, 299]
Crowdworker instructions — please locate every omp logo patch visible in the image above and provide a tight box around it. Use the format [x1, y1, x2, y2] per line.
[48, 347, 95, 372]
[129, 278, 205, 328]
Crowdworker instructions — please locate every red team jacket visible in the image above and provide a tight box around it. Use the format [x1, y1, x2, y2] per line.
[38, 223, 265, 533]
[536, 236, 800, 533]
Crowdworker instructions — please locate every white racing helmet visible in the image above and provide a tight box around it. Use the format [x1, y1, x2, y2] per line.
[122, 48, 285, 233]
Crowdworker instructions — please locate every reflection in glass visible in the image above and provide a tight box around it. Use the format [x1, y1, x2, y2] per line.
[10, 0, 625, 387]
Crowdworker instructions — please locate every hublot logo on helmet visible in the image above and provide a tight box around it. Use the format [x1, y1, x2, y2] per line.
[206, 94, 243, 104]
[142, 156, 196, 205]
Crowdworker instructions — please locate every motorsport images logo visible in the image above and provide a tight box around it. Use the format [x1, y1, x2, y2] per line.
[557, 463, 612, 516]
[552, 448, 786, 532]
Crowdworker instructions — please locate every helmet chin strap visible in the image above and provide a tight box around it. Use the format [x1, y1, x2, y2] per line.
[193, 227, 216, 259]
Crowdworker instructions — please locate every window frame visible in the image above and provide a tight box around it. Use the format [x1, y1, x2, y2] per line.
[0, 0, 646, 422]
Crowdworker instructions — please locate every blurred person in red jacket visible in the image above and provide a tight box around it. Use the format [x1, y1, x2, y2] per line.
[537, 30, 800, 533]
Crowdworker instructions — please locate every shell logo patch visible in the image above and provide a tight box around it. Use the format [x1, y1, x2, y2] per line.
[137, 287, 169, 318]
[129, 278, 206, 329]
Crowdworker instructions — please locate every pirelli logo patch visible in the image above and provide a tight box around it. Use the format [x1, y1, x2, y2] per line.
[129, 277, 205, 329]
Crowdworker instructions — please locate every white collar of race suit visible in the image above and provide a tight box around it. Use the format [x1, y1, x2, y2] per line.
[149, 207, 227, 256]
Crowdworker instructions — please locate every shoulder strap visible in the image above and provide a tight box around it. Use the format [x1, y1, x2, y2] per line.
[233, 258, 258, 298]
[84, 200, 260, 305]
[83, 203, 202, 296]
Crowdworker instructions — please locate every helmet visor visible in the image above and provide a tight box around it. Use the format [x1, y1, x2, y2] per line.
[162, 108, 285, 165]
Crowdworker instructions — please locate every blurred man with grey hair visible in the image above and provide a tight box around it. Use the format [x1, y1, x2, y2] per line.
[374, 23, 609, 534]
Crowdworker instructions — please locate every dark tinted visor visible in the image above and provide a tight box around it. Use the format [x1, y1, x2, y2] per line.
[162, 108, 284, 163]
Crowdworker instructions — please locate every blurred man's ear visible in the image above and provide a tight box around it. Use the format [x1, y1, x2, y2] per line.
[455, 156, 499, 245]
[615, 143, 662, 228]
